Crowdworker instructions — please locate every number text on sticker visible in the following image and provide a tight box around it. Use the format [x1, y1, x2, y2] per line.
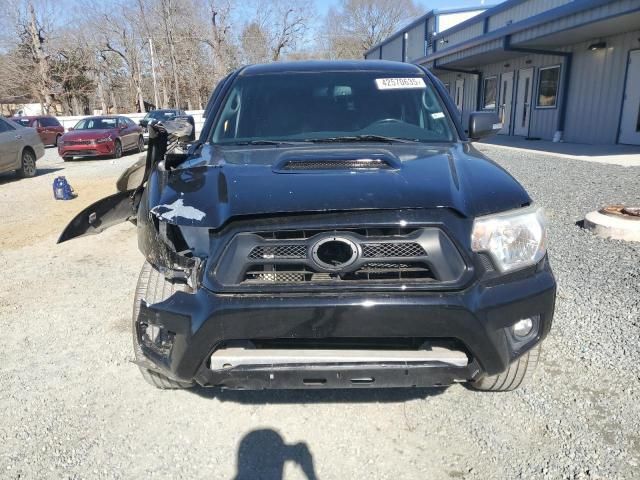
[375, 78, 426, 90]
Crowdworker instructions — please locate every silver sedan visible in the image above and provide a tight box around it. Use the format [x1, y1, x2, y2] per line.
[0, 117, 45, 178]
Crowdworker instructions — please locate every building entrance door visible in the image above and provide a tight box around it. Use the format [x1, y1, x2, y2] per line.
[619, 50, 640, 145]
[499, 72, 514, 135]
[514, 68, 534, 136]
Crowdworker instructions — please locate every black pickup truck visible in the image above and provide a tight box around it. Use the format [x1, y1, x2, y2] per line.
[60, 61, 555, 392]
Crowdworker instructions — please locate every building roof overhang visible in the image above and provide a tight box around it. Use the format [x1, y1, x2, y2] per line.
[417, 0, 640, 69]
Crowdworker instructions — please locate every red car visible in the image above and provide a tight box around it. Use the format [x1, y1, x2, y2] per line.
[58, 116, 144, 161]
[11, 115, 65, 146]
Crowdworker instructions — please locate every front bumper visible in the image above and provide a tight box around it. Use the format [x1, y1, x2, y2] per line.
[58, 141, 114, 157]
[136, 260, 556, 389]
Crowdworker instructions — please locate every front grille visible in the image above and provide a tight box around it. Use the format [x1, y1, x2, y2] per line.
[248, 244, 307, 259]
[63, 150, 98, 156]
[362, 242, 425, 258]
[245, 265, 314, 283]
[213, 225, 467, 290]
[243, 263, 434, 283]
[65, 140, 92, 146]
[281, 159, 393, 170]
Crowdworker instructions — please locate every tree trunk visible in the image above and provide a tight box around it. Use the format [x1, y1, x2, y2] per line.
[162, 0, 180, 108]
[71, 95, 82, 115]
[110, 89, 118, 114]
[96, 77, 108, 114]
[135, 60, 145, 113]
[28, 2, 53, 114]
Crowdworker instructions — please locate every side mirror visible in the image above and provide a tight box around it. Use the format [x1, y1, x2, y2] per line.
[68, 127, 74, 131]
[139, 120, 148, 127]
[120, 124, 127, 130]
[468, 112, 502, 141]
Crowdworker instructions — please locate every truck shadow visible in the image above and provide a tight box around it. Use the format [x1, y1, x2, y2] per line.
[234, 429, 318, 480]
[192, 385, 448, 404]
[0, 167, 63, 185]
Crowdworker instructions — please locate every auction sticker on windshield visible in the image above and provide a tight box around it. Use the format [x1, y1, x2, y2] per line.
[375, 78, 426, 90]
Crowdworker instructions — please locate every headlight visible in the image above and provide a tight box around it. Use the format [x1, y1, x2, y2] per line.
[471, 205, 546, 272]
[95, 136, 112, 144]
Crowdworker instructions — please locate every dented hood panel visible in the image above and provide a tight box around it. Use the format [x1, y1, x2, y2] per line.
[147, 143, 530, 228]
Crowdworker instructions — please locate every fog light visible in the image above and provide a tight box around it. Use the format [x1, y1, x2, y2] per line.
[141, 323, 175, 355]
[513, 318, 534, 337]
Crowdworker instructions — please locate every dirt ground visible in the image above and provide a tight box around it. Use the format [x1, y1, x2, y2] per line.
[0, 146, 638, 480]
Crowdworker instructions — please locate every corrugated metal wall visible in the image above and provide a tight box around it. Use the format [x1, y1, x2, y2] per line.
[441, 22, 485, 48]
[488, 0, 572, 32]
[433, 52, 566, 139]
[563, 30, 640, 144]
[480, 53, 565, 140]
[432, 29, 640, 143]
[365, 47, 381, 60]
[512, 0, 640, 43]
[381, 36, 403, 61]
[406, 22, 426, 62]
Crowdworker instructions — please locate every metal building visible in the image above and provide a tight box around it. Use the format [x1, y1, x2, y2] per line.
[364, 0, 640, 146]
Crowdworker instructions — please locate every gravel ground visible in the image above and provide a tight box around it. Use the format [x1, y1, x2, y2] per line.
[0, 145, 639, 480]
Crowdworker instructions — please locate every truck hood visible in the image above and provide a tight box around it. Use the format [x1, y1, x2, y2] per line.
[147, 143, 531, 228]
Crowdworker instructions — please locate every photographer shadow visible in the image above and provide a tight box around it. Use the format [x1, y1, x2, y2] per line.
[234, 429, 318, 480]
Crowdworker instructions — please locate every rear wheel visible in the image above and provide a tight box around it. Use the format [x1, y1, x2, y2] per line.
[136, 135, 145, 153]
[132, 262, 193, 389]
[55, 134, 61, 147]
[17, 149, 36, 178]
[113, 139, 122, 159]
[469, 344, 541, 392]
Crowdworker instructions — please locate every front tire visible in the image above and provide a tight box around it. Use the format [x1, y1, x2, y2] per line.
[132, 262, 193, 389]
[17, 149, 37, 178]
[113, 139, 122, 159]
[469, 344, 541, 392]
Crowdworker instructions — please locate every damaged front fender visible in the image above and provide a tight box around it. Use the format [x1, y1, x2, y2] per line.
[58, 118, 193, 244]
[57, 189, 141, 243]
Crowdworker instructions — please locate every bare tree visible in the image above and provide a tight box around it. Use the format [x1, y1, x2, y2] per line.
[239, 0, 311, 63]
[324, 0, 421, 59]
[0, 0, 417, 116]
[240, 21, 270, 65]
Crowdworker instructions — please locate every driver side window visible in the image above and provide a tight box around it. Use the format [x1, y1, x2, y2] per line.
[213, 88, 242, 140]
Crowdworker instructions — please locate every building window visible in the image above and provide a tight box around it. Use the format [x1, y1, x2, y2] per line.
[482, 76, 498, 110]
[537, 65, 561, 108]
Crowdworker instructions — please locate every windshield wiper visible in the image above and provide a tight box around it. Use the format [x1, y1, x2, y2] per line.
[230, 140, 309, 146]
[305, 135, 420, 144]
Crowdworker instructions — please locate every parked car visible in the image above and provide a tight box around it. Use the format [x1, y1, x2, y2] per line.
[139, 109, 195, 143]
[57, 115, 144, 161]
[0, 117, 45, 178]
[59, 61, 555, 392]
[10, 115, 65, 147]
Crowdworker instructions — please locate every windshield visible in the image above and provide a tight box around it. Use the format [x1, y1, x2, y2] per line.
[211, 71, 455, 144]
[145, 110, 178, 120]
[73, 117, 117, 130]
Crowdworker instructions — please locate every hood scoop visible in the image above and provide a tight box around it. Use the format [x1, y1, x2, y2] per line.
[273, 149, 401, 173]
